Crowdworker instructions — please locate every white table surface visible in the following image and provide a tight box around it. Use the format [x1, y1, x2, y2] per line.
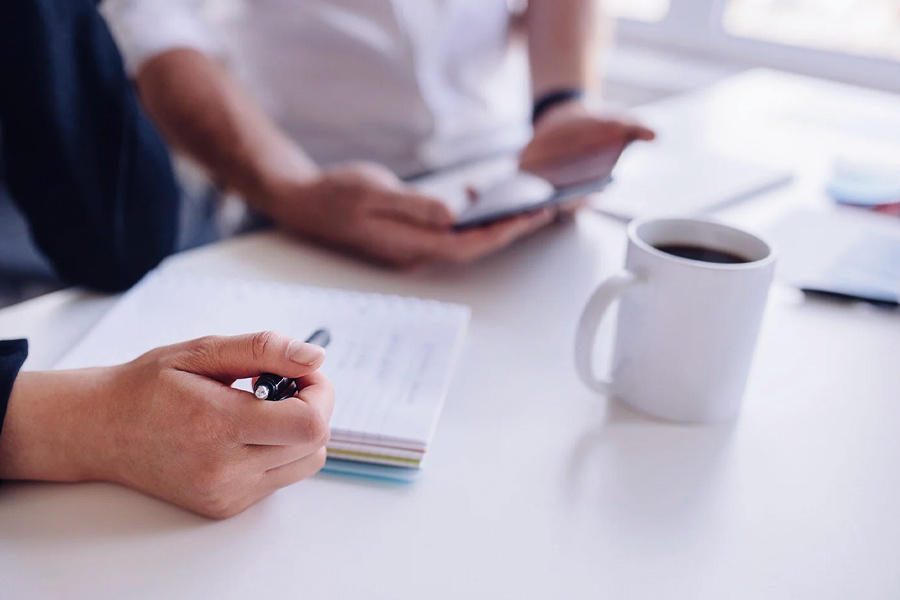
[2, 69, 899, 599]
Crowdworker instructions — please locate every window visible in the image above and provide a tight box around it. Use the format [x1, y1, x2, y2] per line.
[724, 0, 900, 62]
[609, 0, 900, 93]
[605, 0, 670, 22]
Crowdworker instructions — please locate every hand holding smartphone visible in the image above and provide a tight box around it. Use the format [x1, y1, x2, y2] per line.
[411, 139, 626, 231]
[452, 138, 628, 230]
[452, 172, 613, 231]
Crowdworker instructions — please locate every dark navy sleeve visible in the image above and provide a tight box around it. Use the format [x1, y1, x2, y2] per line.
[0, 340, 28, 456]
[0, 0, 179, 293]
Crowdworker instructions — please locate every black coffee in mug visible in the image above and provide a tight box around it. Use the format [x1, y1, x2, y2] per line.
[654, 244, 750, 264]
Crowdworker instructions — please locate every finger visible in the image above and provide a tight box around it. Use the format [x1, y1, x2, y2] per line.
[522, 133, 627, 180]
[557, 197, 589, 217]
[362, 207, 554, 266]
[296, 371, 336, 423]
[248, 433, 329, 471]
[526, 147, 624, 188]
[579, 127, 630, 156]
[436, 208, 556, 263]
[579, 120, 653, 151]
[629, 124, 656, 141]
[358, 205, 553, 267]
[353, 218, 457, 267]
[240, 448, 328, 510]
[609, 118, 655, 142]
[592, 113, 656, 142]
[262, 447, 328, 491]
[369, 188, 455, 228]
[339, 161, 402, 188]
[170, 331, 326, 384]
[230, 371, 335, 446]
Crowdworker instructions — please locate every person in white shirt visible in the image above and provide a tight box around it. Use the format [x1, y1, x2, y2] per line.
[102, 0, 654, 267]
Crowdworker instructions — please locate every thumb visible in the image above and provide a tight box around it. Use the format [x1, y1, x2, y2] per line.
[171, 331, 326, 384]
[370, 189, 456, 228]
[627, 123, 656, 142]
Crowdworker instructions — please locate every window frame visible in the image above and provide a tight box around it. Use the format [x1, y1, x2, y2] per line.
[612, 0, 900, 94]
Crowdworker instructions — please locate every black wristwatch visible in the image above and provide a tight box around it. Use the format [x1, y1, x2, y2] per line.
[531, 88, 585, 125]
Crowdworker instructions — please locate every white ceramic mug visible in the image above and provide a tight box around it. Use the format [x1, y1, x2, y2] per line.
[575, 218, 776, 422]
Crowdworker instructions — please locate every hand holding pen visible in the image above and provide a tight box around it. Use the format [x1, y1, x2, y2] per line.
[254, 329, 331, 401]
[1, 331, 334, 519]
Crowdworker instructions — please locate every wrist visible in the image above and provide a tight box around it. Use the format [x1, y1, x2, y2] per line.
[246, 170, 324, 234]
[0, 368, 118, 482]
[532, 87, 585, 127]
[237, 141, 322, 218]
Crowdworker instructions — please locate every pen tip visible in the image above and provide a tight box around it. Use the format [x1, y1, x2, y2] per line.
[254, 387, 270, 400]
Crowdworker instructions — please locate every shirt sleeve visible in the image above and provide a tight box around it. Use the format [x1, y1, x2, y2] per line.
[101, 0, 223, 75]
[0, 340, 28, 454]
[0, 0, 180, 292]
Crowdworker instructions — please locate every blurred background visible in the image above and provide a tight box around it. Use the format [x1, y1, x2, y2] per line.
[601, 0, 900, 104]
[2, 0, 898, 308]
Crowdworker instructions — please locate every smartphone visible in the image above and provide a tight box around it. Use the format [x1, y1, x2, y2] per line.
[452, 173, 613, 231]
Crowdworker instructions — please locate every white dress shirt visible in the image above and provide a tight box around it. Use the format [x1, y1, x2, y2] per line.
[102, 0, 531, 177]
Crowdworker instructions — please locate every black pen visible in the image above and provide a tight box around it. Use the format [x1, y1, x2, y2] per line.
[254, 329, 331, 401]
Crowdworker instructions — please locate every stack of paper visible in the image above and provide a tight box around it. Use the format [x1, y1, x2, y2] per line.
[56, 272, 470, 477]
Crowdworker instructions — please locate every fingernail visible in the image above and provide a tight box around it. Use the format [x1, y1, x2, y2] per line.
[287, 341, 326, 365]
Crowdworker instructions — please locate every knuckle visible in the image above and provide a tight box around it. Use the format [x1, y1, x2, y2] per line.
[198, 496, 242, 520]
[350, 193, 370, 214]
[352, 162, 381, 180]
[296, 412, 329, 444]
[219, 410, 243, 443]
[188, 461, 243, 519]
[136, 346, 176, 375]
[353, 161, 393, 184]
[186, 335, 222, 368]
[193, 335, 220, 352]
[205, 408, 241, 445]
[313, 447, 328, 472]
[430, 204, 450, 224]
[189, 460, 229, 495]
[187, 399, 234, 443]
[323, 376, 336, 396]
[138, 345, 167, 365]
[250, 330, 277, 362]
[335, 182, 370, 214]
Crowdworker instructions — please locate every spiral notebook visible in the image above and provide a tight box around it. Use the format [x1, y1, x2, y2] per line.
[56, 272, 470, 479]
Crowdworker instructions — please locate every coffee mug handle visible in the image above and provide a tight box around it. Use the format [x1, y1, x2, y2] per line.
[575, 270, 639, 395]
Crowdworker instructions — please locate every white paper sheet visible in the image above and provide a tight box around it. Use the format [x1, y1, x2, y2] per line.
[56, 272, 470, 459]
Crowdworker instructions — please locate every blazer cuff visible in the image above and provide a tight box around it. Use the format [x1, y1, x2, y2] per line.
[0, 339, 29, 448]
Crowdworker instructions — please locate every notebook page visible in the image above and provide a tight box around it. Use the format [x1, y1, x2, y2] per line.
[56, 272, 470, 448]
